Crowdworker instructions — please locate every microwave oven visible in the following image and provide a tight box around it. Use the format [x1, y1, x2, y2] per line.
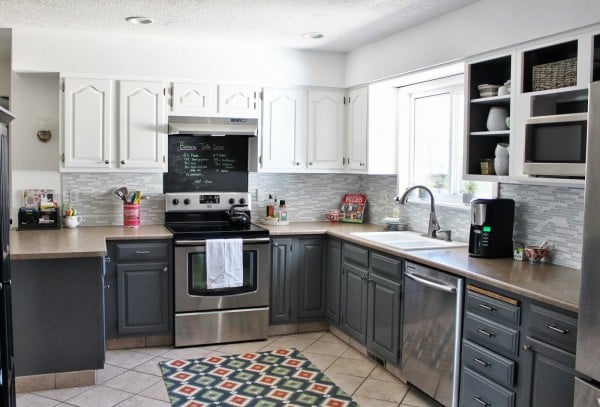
[523, 113, 587, 177]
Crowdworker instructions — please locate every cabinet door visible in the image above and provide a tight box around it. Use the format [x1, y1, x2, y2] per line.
[340, 263, 368, 343]
[218, 85, 259, 117]
[117, 262, 169, 335]
[171, 82, 216, 116]
[261, 88, 307, 171]
[62, 78, 112, 169]
[346, 87, 368, 172]
[367, 273, 401, 364]
[522, 336, 576, 407]
[118, 80, 167, 170]
[307, 89, 345, 170]
[326, 239, 342, 324]
[296, 238, 326, 320]
[270, 238, 293, 324]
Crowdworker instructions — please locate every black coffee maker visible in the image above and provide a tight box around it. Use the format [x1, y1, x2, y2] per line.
[469, 198, 515, 258]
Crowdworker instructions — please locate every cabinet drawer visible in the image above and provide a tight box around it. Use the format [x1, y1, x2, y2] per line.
[462, 339, 515, 388]
[342, 243, 369, 268]
[528, 304, 577, 352]
[466, 289, 520, 326]
[115, 242, 170, 262]
[464, 312, 520, 356]
[369, 252, 402, 281]
[460, 367, 515, 407]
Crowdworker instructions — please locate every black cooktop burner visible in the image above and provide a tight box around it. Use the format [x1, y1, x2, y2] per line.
[167, 221, 269, 241]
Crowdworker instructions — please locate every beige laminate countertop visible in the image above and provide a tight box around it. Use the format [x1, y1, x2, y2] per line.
[10, 221, 579, 312]
[9, 225, 172, 260]
[262, 222, 580, 313]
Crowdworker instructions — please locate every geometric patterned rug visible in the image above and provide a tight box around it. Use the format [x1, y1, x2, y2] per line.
[159, 348, 358, 407]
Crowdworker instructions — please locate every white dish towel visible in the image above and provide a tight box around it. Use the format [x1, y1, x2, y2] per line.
[206, 238, 243, 289]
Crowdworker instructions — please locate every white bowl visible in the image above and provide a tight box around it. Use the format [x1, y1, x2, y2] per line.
[477, 84, 499, 98]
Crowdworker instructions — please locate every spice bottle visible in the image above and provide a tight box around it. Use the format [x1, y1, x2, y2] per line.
[278, 200, 287, 222]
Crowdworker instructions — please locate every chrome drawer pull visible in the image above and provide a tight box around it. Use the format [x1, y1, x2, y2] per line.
[473, 396, 490, 406]
[473, 357, 490, 367]
[477, 328, 495, 337]
[479, 303, 496, 312]
[135, 250, 151, 254]
[546, 324, 569, 335]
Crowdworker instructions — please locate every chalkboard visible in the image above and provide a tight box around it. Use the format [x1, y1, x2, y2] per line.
[163, 135, 249, 192]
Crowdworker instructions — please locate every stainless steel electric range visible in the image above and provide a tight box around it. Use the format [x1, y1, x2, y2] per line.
[165, 192, 270, 347]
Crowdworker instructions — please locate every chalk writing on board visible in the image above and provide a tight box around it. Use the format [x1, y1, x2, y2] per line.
[163, 135, 249, 193]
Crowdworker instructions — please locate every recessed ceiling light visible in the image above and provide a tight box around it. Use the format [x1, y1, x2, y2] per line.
[303, 32, 324, 39]
[125, 16, 154, 25]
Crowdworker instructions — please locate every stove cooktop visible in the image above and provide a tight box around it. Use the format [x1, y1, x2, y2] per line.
[167, 222, 269, 241]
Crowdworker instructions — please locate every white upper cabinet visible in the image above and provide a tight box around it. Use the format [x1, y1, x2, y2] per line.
[218, 85, 260, 117]
[307, 89, 345, 170]
[261, 88, 307, 171]
[171, 82, 215, 116]
[61, 78, 112, 169]
[118, 80, 167, 170]
[345, 87, 368, 172]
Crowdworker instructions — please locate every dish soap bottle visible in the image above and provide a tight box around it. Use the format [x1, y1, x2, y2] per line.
[278, 200, 287, 222]
[266, 193, 275, 218]
[392, 199, 402, 218]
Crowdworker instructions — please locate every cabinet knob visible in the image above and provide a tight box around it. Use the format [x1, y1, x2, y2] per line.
[296, 162, 300, 166]
[163, 267, 168, 272]
[121, 160, 126, 165]
[309, 162, 313, 166]
[360, 162, 365, 167]
[476, 328, 494, 337]
[473, 396, 490, 406]
[104, 160, 109, 164]
[523, 345, 532, 351]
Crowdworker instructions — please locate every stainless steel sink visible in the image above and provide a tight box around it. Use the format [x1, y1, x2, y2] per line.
[350, 231, 468, 250]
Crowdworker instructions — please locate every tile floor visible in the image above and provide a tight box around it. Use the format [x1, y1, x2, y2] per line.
[16, 331, 441, 407]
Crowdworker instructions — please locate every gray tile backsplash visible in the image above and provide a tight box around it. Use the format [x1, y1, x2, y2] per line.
[61, 173, 165, 226]
[61, 171, 583, 268]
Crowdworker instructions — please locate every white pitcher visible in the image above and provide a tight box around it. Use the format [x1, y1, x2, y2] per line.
[486, 107, 508, 131]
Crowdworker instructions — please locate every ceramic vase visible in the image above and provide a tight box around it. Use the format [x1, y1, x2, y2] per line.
[486, 107, 508, 131]
[494, 143, 509, 175]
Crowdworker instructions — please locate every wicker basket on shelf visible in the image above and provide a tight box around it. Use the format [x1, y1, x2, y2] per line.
[532, 58, 577, 91]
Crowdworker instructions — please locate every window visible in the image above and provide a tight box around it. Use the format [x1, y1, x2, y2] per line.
[398, 74, 493, 205]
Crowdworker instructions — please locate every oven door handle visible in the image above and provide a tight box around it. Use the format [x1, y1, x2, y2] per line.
[175, 237, 271, 246]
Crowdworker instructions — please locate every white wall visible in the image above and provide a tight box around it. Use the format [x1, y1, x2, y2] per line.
[346, 0, 600, 86]
[11, 28, 346, 87]
[10, 72, 61, 222]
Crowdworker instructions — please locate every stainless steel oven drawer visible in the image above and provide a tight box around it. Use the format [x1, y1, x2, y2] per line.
[175, 307, 269, 347]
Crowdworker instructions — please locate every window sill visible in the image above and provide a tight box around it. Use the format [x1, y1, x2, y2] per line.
[404, 197, 471, 212]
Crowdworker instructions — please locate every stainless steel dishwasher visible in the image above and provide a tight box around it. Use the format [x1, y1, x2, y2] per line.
[401, 261, 464, 407]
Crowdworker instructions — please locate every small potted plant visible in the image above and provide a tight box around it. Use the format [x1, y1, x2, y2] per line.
[462, 181, 477, 204]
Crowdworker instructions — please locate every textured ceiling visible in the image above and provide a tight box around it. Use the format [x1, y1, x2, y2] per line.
[0, 0, 478, 52]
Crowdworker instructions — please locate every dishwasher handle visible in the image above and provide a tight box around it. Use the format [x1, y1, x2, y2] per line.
[404, 270, 457, 293]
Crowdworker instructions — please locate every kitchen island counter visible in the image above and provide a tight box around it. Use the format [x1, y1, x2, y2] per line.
[9, 225, 173, 260]
[262, 221, 580, 313]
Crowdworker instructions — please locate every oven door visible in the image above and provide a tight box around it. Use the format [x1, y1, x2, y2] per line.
[174, 238, 270, 313]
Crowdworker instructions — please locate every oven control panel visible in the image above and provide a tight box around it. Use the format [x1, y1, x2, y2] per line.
[165, 192, 251, 212]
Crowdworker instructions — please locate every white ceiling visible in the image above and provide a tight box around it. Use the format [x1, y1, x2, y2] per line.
[0, 0, 478, 53]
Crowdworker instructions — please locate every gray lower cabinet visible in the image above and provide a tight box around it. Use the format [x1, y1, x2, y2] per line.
[105, 240, 172, 338]
[340, 243, 369, 343]
[270, 238, 293, 324]
[11, 257, 105, 375]
[521, 304, 577, 407]
[367, 252, 402, 364]
[325, 239, 342, 324]
[269, 236, 326, 324]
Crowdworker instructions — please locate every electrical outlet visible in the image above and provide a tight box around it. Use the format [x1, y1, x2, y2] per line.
[253, 189, 259, 201]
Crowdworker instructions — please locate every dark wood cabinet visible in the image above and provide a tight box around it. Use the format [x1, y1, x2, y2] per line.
[340, 263, 368, 343]
[105, 240, 172, 338]
[269, 236, 326, 324]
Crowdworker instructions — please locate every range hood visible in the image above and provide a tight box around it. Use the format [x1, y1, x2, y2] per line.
[168, 116, 258, 136]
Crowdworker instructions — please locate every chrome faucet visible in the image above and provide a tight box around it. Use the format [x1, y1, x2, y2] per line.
[397, 185, 442, 239]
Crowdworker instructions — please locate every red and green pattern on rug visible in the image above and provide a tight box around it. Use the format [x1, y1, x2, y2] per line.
[159, 348, 358, 407]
